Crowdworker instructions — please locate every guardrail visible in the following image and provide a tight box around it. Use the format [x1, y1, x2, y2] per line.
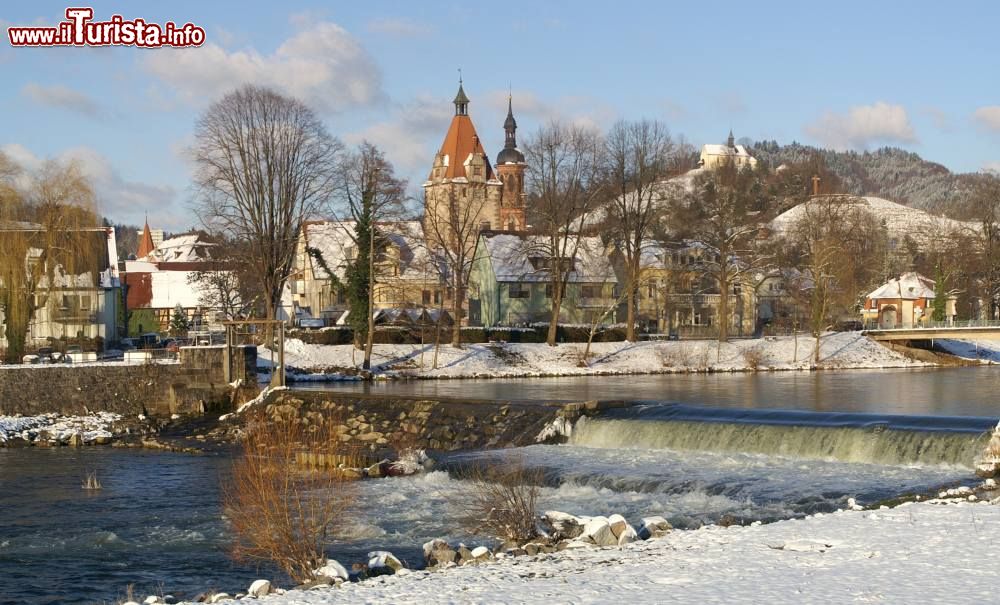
[863, 320, 1000, 331]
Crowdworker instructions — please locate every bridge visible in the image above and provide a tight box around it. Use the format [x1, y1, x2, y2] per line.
[863, 320, 1000, 341]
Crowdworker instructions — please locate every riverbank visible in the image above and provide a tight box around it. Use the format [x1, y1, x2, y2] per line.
[185, 497, 1000, 604]
[261, 332, 948, 381]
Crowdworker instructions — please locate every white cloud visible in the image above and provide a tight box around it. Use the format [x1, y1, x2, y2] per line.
[344, 96, 453, 179]
[1, 144, 183, 229]
[983, 161, 1000, 174]
[805, 102, 917, 150]
[144, 20, 383, 113]
[21, 83, 105, 119]
[973, 106, 1000, 132]
[366, 18, 432, 37]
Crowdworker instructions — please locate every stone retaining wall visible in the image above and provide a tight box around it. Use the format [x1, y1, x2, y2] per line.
[259, 390, 628, 452]
[0, 345, 256, 417]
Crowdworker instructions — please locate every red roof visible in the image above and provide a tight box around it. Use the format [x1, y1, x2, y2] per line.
[436, 114, 495, 180]
[137, 221, 155, 258]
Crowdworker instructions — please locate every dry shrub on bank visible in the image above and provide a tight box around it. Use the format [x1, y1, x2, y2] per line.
[223, 410, 355, 583]
[461, 454, 542, 544]
[742, 346, 765, 370]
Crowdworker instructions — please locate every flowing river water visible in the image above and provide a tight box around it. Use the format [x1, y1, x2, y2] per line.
[2, 367, 998, 604]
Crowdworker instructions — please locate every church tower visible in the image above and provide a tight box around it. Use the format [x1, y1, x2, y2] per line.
[495, 95, 527, 232]
[423, 80, 503, 243]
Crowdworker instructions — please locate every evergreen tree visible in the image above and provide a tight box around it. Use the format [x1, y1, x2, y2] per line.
[345, 216, 372, 348]
[931, 265, 947, 322]
[169, 303, 190, 336]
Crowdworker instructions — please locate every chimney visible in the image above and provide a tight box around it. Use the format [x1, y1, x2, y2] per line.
[811, 175, 821, 196]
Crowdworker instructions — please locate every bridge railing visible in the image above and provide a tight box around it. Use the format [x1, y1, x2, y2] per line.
[863, 319, 1000, 331]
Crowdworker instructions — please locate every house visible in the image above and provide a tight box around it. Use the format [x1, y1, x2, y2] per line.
[291, 220, 446, 324]
[862, 272, 938, 328]
[0, 226, 121, 351]
[699, 131, 758, 170]
[625, 240, 757, 336]
[122, 223, 226, 334]
[467, 232, 618, 327]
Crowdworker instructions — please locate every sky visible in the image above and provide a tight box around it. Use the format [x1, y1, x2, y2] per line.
[2, 1, 999, 231]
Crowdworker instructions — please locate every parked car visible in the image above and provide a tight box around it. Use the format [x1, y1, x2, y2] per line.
[36, 347, 55, 364]
[162, 338, 181, 353]
[139, 333, 162, 349]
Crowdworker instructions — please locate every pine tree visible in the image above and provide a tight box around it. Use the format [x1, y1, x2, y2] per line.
[345, 216, 372, 348]
[169, 303, 190, 336]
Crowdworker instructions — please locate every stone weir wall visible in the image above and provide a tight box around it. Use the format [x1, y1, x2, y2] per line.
[0, 345, 256, 418]
[260, 390, 629, 452]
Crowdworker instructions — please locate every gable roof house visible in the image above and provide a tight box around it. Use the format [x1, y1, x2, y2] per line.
[291, 220, 446, 325]
[862, 272, 937, 329]
[467, 232, 618, 328]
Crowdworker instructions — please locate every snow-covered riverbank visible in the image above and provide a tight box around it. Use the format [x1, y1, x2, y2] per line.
[201, 498, 1000, 604]
[261, 332, 939, 380]
[0, 412, 121, 445]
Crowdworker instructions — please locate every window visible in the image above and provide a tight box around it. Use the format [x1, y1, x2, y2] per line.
[422, 290, 431, 305]
[480, 221, 491, 231]
[508, 283, 530, 299]
[434, 290, 441, 304]
[545, 284, 553, 299]
[581, 285, 598, 299]
[80, 295, 91, 310]
[647, 283, 656, 298]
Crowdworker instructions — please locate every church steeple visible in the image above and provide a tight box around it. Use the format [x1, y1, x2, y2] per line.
[453, 76, 469, 116]
[496, 95, 525, 166]
[727, 129, 736, 148]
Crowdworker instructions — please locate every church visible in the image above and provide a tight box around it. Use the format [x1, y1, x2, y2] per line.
[422, 81, 527, 237]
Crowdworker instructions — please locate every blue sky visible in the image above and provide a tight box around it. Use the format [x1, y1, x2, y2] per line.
[3, 1, 999, 230]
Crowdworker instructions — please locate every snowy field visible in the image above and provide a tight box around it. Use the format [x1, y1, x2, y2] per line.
[261, 332, 929, 380]
[936, 339, 1000, 364]
[213, 499, 999, 604]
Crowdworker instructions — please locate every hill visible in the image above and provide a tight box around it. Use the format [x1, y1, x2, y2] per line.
[748, 141, 982, 218]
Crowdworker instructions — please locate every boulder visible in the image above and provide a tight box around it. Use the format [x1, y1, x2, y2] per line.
[314, 558, 349, 582]
[143, 597, 163, 604]
[541, 511, 586, 540]
[581, 516, 617, 547]
[607, 514, 631, 539]
[247, 579, 271, 598]
[368, 550, 404, 576]
[423, 539, 457, 567]
[206, 594, 232, 603]
[638, 516, 673, 540]
[617, 524, 638, 546]
[295, 578, 332, 591]
[470, 546, 492, 561]
[456, 545, 474, 565]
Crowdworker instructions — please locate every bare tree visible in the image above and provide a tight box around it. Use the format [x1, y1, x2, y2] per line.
[188, 237, 259, 321]
[965, 173, 1000, 319]
[672, 160, 767, 343]
[192, 85, 342, 322]
[0, 157, 101, 362]
[423, 187, 493, 348]
[604, 120, 683, 341]
[779, 197, 884, 364]
[331, 142, 407, 371]
[523, 123, 606, 345]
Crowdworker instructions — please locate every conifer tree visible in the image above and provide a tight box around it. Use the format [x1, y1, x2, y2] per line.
[169, 303, 190, 336]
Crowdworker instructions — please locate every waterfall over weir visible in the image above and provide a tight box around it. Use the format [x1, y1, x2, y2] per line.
[568, 404, 997, 468]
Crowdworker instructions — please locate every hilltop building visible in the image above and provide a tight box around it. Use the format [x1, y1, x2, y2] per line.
[699, 130, 758, 170]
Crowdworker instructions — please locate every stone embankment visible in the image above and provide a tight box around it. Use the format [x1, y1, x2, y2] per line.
[225, 389, 629, 453]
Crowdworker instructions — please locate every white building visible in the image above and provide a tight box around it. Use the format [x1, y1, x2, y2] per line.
[699, 131, 758, 170]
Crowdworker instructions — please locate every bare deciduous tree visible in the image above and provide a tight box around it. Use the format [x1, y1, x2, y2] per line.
[965, 173, 1000, 319]
[604, 120, 683, 341]
[523, 123, 606, 346]
[193, 85, 342, 322]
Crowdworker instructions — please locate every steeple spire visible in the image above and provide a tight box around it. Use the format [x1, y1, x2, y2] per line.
[496, 94, 525, 166]
[727, 129, 735, 148]
[453, 71, 469, 116]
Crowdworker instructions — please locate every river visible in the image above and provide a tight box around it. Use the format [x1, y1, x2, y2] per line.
[1, 367, 997, 604]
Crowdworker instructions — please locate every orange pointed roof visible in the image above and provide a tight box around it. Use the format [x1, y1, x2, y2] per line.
[436, 114, 495, 180]
[137, 220, 155, 258]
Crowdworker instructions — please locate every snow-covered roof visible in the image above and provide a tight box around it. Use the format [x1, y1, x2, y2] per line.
[145, 233, 214, 263]
[866, 272, 935, 301]
[770, 195, 977, 242]
[150, 270, 209, 308]
[479, 233, 616, 283]
[303, 220, 442, 282]
[701, 144, 754, 158]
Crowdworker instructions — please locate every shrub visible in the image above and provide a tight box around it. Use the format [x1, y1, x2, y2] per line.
[742, 346, 765, 371]
[223, 410, 354, 583]
[461, 454, 541, 544]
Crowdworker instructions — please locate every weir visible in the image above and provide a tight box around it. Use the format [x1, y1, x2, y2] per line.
[570, 405, 997, 468]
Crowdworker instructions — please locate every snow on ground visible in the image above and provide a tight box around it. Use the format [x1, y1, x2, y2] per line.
[936, 339, 1000, 364]
[0, 412, 120, 443]
[260, 332, 929, 380]
[226, 500, 1000, 604]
